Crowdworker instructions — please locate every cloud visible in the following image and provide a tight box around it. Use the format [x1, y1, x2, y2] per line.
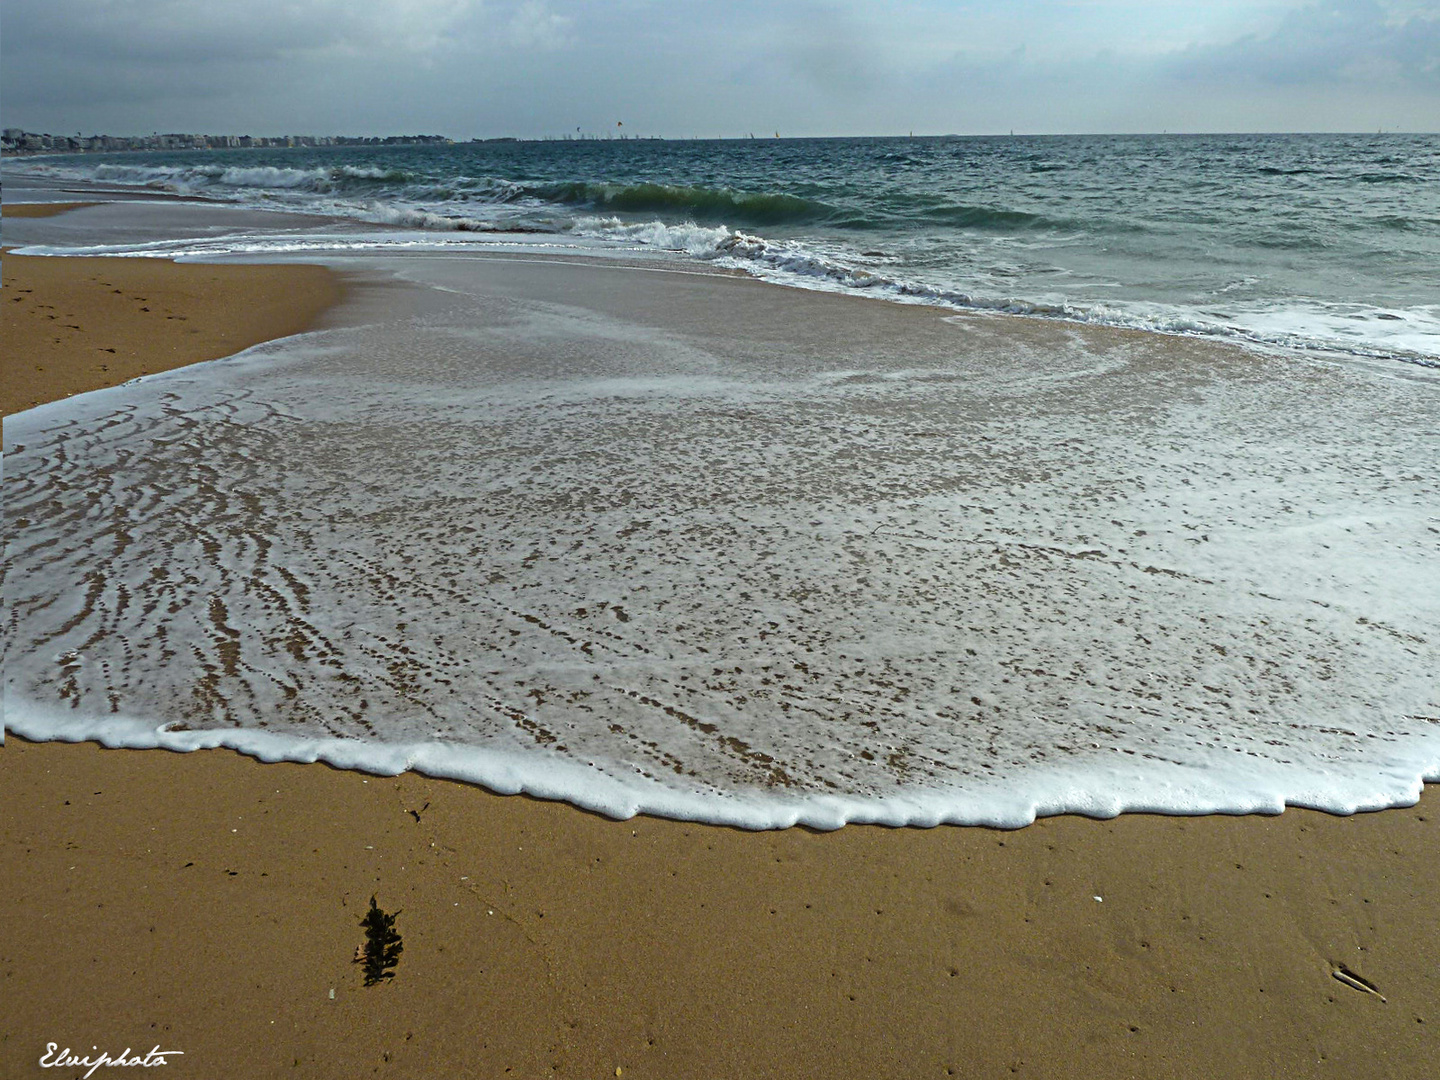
[1168, 0, 1440, 87]
[772, 3, 876, 94]
[0, 0, 576, 129]
[505, 0, 574, 51]
[2, 0, 1435, 137]
[0, 1, 587, 66]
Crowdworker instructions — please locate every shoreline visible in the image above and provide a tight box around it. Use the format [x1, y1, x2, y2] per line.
[10, 701, 1436, 830]
[10, 143, 1438, 378]
[5, 203, 1439, 1078]
[2, 211, 345, 416]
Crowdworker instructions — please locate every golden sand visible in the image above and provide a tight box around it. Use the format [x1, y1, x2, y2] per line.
[2, 247, 342, 417]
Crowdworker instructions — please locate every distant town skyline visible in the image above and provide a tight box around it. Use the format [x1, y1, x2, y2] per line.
[1, 129, 458, 155]
[3, 1, 1437, 139]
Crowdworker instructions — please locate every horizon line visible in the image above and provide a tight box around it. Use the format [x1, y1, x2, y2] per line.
[4, 126, 1435, 147]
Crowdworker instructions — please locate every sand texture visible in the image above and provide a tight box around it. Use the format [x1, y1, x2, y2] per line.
[2, 246, 342, 417]
[7, 737, 1437, 1080]
[3, 228, 1438, 1079]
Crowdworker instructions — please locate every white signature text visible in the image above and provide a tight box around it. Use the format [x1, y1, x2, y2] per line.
[40, 1044, 183, 1079]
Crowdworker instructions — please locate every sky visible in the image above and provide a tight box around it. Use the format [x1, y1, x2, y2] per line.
[3, 0, 1437, 137]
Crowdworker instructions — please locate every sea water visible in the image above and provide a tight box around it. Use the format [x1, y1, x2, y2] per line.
[11, 133, 1440, 367]
[4, 137, 1439, 828]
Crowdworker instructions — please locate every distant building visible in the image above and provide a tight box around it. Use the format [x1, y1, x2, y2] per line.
[1, 129, 455, 156]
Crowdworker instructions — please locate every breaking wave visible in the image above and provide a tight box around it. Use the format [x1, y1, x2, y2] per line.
[525, 181, 835, 226]
[89, 162, 420, 194]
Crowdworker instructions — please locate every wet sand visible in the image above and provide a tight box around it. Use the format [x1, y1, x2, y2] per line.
[3, 208, 1437, 1079]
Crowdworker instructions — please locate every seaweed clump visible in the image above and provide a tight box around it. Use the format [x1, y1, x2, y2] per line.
[356, 895, 403, 986]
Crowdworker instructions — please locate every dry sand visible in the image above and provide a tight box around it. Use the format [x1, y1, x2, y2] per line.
[1, 235, 342, 416]
[3, 209, 1437, 1079]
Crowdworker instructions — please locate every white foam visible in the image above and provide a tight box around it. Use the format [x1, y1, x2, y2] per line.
[571, 215, 735, 255]
[7, 703, 1434, 830]
[5, 259, 1438, 827]
[8, 231, 615, 262]
[214, 165, 331, 189]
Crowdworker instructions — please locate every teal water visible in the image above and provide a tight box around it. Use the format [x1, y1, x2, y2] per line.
[15, 133, 1440, 366]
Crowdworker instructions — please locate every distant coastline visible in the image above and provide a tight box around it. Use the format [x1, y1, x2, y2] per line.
[1, 129, 688, 156]
[1, 128, 457, 156]
[7, 129, 1432, 158]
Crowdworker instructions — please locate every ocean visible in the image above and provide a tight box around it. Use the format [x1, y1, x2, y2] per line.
[4, 135, 1439, 828]
[12, 133, 1440, 368]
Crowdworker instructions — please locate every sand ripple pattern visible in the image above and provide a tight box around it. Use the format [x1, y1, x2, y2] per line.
[5, 267, 1439, 825]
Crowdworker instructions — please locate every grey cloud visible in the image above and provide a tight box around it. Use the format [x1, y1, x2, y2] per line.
[505, 0, 575, 51]
[0, 0, 562, 131]
[773, 3, 876, 94]
[1, 1, 546, 68]
[1168, 0, 1440, 87]
[2, 0, 1435, 138]
[5, 1, 369, 64]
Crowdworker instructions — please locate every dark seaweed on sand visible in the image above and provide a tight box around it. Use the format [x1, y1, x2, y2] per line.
[357, 896, 403, 986]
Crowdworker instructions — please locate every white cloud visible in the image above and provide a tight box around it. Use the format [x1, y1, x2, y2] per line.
[505, 0, 574, 51]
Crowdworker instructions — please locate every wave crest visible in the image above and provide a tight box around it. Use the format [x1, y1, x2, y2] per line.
[532, 181, 835, 226]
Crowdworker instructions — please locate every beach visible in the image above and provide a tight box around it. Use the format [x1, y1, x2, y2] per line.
[4, 201, 1439, 1079]
[8, 733, 1439, 1078]
[1, 201, 343, 416]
